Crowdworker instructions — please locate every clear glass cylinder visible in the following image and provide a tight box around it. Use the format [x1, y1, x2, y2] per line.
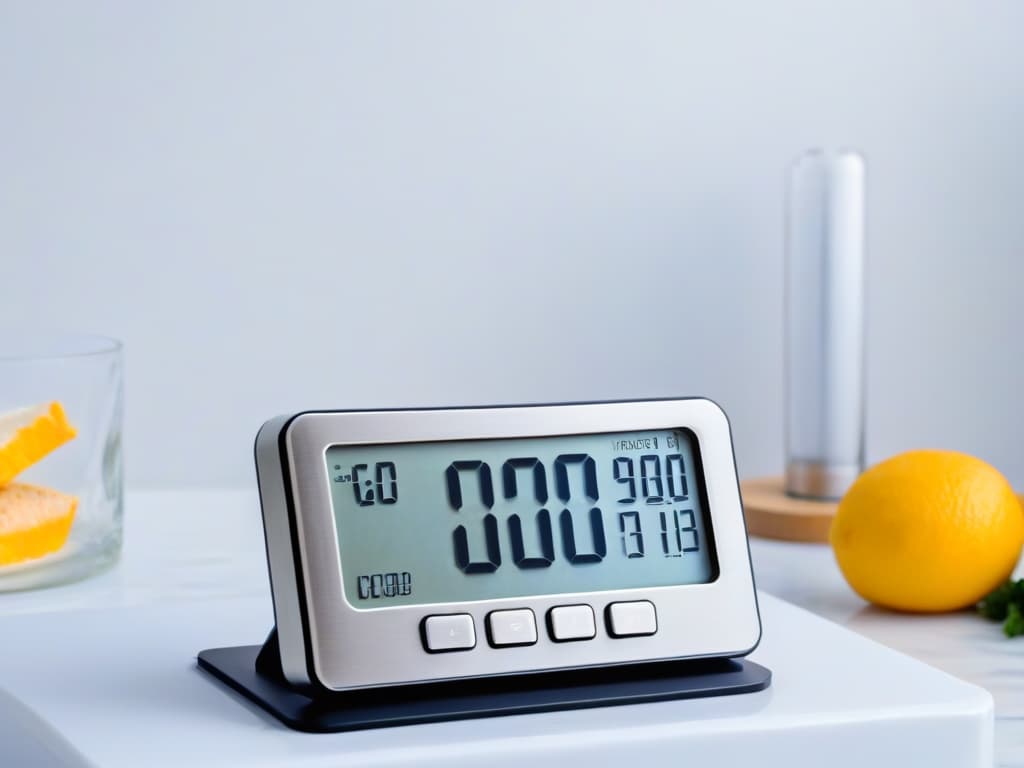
[785, 150, 866, 500]
[0, 333, 123, 590]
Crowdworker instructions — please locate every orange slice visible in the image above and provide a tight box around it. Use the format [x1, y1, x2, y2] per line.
[0, 483, 77, 566]
[0, 402, 77, 487]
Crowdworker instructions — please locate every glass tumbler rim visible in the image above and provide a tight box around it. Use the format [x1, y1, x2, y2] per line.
[0, 332, 122, 362]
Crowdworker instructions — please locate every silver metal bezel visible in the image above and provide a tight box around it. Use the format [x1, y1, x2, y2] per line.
[260, 399, 761, 692]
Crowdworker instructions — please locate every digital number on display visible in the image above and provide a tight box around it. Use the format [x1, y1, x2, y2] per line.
[329, 430, 711, 605]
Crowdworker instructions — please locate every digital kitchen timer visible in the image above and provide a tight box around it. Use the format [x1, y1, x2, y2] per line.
[255, 398, 761, 693]
[198, 398, 768, 731]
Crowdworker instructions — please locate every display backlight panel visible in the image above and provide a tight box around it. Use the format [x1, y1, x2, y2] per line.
[326, 428, 717, 609]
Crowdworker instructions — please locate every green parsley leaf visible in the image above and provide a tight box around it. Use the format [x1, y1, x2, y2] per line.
[979, 579, 1024, 636]
[1006, 603, 1024, 638]
[978, 580, 1015, 621]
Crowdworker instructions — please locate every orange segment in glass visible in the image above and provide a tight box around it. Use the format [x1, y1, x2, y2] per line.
[0, 483, 77, 566]
[0, 402, 77, 487]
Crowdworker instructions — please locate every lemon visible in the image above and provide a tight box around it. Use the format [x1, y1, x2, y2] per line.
[831, 450, 1024, 612]
[0, 402, 77, 487]
[0, 483, 77, 566]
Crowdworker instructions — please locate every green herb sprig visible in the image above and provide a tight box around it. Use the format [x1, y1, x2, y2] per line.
[978, 580, 1024, 637]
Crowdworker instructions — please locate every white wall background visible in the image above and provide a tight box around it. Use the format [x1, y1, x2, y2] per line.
[1, 1, 1022, 489]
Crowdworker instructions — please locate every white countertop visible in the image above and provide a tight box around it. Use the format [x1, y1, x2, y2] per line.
[751, 536, 1024, 767]
[0, 490, 1013, 765]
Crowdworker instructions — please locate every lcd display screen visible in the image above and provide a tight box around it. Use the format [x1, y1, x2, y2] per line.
[326, 428, 717, 608]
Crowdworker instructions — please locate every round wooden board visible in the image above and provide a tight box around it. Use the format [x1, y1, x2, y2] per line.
[741, 476, 838, 543]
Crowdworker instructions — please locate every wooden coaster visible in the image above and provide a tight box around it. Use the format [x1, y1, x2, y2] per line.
[742, 481, 1024, 544]
[740, 476, 837, 543]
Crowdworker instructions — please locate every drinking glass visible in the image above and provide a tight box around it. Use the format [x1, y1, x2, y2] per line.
[0, 333, 123, 590]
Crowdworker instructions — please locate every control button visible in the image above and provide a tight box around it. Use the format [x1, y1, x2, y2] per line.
[422, 614, 476, 652]
[548, 604, 596, 642]
[487, 609, 538, 647]
[606, 601, 658, 638]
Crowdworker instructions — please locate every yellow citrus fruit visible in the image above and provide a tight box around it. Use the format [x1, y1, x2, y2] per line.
[831, 450, 1024, 612]
[0, 402, 77, 487]
[0, 483, 77, 566]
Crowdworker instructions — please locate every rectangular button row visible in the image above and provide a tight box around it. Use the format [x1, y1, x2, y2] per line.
[422, 601, 656, 653]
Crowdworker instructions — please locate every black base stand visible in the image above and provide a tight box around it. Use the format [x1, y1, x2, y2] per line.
[198, 630, 771, 733]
